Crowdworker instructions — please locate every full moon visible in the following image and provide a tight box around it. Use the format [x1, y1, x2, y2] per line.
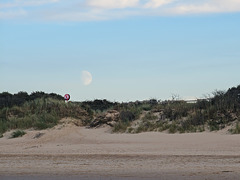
[81, 71, 92, 86]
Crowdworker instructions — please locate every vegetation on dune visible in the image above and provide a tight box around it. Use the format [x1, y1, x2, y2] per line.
[10, 130, 26, 138]
[0, 91, 63, 109]
[229, 121, 240, 134]
[0, 93, 91, 135]
[81, 99, 116, 112]
[0, 85, 240, 136]
[111, 85, 240, 134]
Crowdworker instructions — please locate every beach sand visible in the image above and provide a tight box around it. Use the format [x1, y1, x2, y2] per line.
[0, 122, 240, 179]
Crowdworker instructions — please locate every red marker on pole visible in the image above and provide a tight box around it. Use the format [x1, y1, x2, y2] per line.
[64, 94, 70, 102]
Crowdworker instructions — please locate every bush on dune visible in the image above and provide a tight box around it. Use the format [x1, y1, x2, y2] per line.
[10, 130, 26, 138]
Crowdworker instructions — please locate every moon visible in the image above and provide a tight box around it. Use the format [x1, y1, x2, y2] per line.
[81, 71, 92, 86]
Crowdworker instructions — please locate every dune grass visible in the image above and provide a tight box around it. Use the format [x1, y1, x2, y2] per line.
[10, 130, 26, 138]
[0, 97, 90, 134]
[229, 121, 240, 134]
[0, 85, 240, 134]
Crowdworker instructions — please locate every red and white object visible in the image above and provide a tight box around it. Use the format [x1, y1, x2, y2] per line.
[64, 94, 70, 101]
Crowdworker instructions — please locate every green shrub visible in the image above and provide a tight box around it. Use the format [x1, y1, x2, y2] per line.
[177, 126, 185, 133]
[168, 123, 178, 133]
[142, 112, 158, 121]
[229, 122, 240, 134]
[82, 118, 93, 126]
[145, 121, 156, 131]
[120, 111, 135, 122]
[112, 121, 130, 133]
[127, 127, 134, 133]
[0, 120, 7, 134]
[8, 106, 25, 118]
[10, 130, 26, 138]
[0, 107, 8, 120]
[135, 121, 157, 133]
[198, 126, 205, 132]
[208, 120, 220, 131]
[158, 123, 170, 132]
[135, 124, 146, 133]
[34, 122, 50, 130]
[141, 104, 152, 111]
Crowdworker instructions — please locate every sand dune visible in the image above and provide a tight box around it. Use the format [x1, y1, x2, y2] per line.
[0, 120, 240, 179]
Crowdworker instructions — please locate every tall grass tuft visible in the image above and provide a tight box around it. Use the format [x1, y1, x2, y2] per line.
[10, 130, 26, 138]
[229, 122, 240, 134]
[112, 121, 130, 133]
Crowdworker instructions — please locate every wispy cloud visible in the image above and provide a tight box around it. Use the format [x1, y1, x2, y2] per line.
[144, 0, 174, 8]
[87, 0, 139, 9]
[171, 0, 240, 14]
[1, 0, 240, 21]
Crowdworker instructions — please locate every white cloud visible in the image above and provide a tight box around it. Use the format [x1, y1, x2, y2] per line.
[45, 8, 141, 22]
[171, 0, 240, 14]
[47, 9, 110, 21]
[1, 0, 240, 21]
[144, 0, 174, 8]
[88, 0, 139, 9]
[171, 3, 219, 14]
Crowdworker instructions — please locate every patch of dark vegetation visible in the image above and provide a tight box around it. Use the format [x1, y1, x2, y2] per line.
[112, 121, 130, 133]
[0, 91, 63, 109]
[229, 121, 240, 134]
[10, 130, 26, 138]
[81, 99, 116, 112]
[142, 112, 158, 121]
[120, 111, 135, 122]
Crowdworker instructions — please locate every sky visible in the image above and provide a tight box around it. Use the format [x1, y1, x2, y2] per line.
[0, 0, 240, 102]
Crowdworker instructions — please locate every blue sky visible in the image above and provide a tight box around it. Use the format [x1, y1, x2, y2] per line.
[1, 0, 240, 102]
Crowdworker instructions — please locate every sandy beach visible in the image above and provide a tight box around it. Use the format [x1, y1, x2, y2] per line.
[1, 121, 240, 180]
